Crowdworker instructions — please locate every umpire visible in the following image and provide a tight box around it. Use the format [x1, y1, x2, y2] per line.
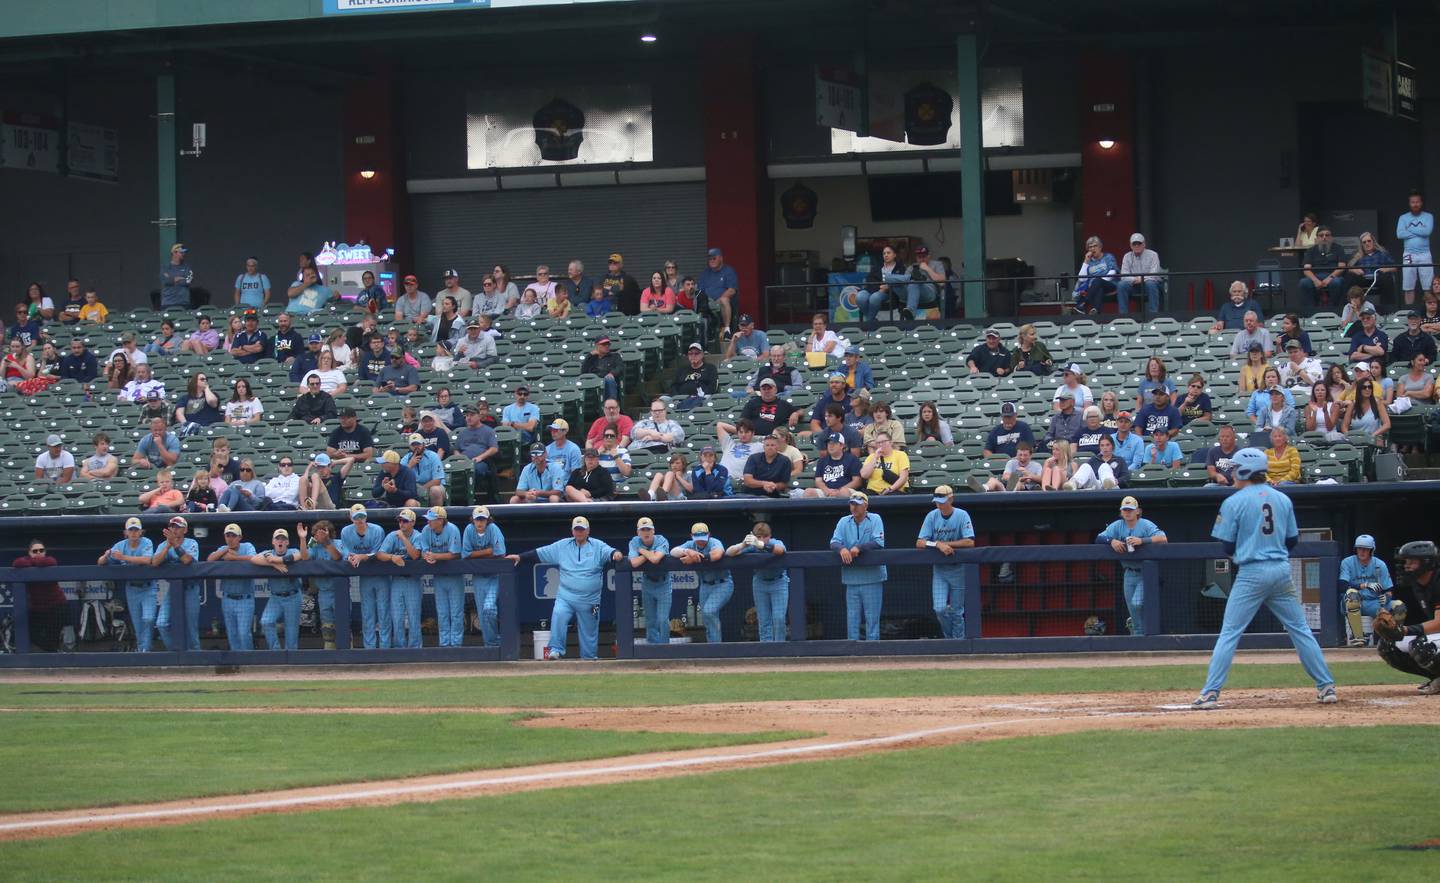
[1373, 540, 1440, 694]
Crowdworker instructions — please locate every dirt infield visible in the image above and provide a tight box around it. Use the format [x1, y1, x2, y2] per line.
[1, 682, 1434, 841]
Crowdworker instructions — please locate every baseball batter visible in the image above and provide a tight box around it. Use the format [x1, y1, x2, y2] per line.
[1193, 448, 1336, 708]
[916, 485, 975, 639]
[1095, 495, 1167, 636]
[1339, 534, 1401, 646]
[1372, 540, 1440, 694]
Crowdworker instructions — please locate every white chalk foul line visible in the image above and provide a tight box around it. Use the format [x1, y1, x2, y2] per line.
[0, 714, 1098, 835]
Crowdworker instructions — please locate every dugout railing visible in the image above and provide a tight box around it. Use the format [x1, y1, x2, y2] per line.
[0, 541, 1340, 665]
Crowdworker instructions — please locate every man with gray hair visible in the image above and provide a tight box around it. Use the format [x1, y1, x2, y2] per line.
[1299, 226, 1348, 310]
[562, 259, 594, 303]
[1229, 310, 1273, 358]
[1209, 280, 1265, 333]
[1072, 235, 1118, 315]
[1116, 233, 1163, 314]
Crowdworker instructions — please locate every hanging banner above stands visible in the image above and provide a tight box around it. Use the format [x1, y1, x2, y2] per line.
[67, 121, 119, 182]
[1394, 61, 1418, 122]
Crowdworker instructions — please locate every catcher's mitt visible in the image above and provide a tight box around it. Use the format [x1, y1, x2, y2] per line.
[1373, 609, 1405, 643]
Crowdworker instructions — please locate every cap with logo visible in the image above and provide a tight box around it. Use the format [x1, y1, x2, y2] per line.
[849, 491, 869, 505]
[444, 268, 459, 279]
[273, 528, 289, 539]
[1129, 233, 1146, 244]
[571, 515, 590, 529]
[307, 333, 322, 344]
[381, 450, 400, 464]
[691, 522, 709, 536]
[397, 508, 416, 522]
[637, 516, 655, 530]
[530, 444, 546, 457]
[425, 506, 447, 521]
[932, 484, 954, 501]
[1055, 388, 1075, 400]
[608, 253, 623, 263]
[549, 418, 569, 431]
[339, 407, 358, 418]
[1064, 362, 1084, 375]
[471, 505, 491, 521]
[826, 432, 846, 445]
[738, 314, 753, 325]
[707, 247, 722, 257]
[313, 452, 331, 467]
[1354, 534, 1377, 550]
[224, 523, 243, 535]
[1284, 339, 1302, 349]
[168, 516, 188, 529]
[408, 433, 425, 445]
[687, 342, 704, 352]
[124, 516, 143, 530]
[1120, 496, 1139, 510]
[349, 503, 368, 521]
[1000, 402, 1018, 416]
[758, 377, 777, 388]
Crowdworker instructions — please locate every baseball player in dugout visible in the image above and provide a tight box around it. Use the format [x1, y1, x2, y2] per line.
[1372, 540, 1440, 695]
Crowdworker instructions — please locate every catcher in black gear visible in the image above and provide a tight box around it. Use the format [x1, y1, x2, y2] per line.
[1375, 540, 1440, 694]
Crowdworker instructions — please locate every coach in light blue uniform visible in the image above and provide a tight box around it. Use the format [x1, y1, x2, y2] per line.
[917, 485, 975, 639]
[417, 507, 465, 647]
[153, 515, 202, 651]
[831, 491, 887, 641]
[206, 523, 257, 652]
[379, 509, 424, 649]
[673, 523, 732, 643]
[510, 515, 623, 660]
[341, 504, 390, 649]
[1194, 448, 1336, 708]
[628, 517, 673, 646]
[462, 506, 507, 648]
[1096, 496, 1167, 636]
[101, 517, 158, 652]
[727, 523, 789, 643]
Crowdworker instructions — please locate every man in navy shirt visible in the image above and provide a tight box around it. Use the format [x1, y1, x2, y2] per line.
[805, 432, 863, 498]
[1135, 387, 1182, 439]
[697, 246, 739, 336]
[966, 329, 1011, 376]
[357, 334, 388, 382]
[983, 402, 1034, 457]
[58, 338, 99, 382]
[742, 434, 792, 498]
[230, 312, 268, 365]
[270, 313, 305, 365]
[1347, 307, 1390, 366]
[1390, 311, 1435, 366]
[1208, 280, 1265, 333]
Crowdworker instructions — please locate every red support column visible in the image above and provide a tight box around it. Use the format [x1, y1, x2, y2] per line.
[702, 35, 767, 323]
[343, 74, 410, 270]
[1078, 54, 1137, 264]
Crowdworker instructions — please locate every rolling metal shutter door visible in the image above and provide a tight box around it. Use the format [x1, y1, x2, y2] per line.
[411, 183, 707, 287]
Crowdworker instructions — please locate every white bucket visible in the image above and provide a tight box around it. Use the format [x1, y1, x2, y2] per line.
[532, 630, 551, 659]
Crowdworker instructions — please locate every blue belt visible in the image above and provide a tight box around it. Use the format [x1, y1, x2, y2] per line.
[271, 590, 298, 597]
[700, 577, 730, 586]
[224, 593, 253, 600]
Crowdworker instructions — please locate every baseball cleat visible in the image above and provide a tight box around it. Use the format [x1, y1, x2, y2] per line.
[1418, 677, 1440, 695]
[1346, 637, 1367, 647]
[1316, 686, 1338, 704]
[1190, 691, 1219, 710]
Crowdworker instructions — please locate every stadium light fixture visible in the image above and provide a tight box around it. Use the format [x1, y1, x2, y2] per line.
[1096, 139, 1116, 150]
[640, 32, 658, 43]
[359, 169, 377, 180]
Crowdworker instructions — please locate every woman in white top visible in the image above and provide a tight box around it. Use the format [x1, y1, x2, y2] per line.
[326, 327, 353, 371]
[1053, 363, 1093, 410]
[1305, 381, 1343, 442]
[224, 377, 265, 426]
[300, 350, 348, 396]
[806, 313, 842, 360]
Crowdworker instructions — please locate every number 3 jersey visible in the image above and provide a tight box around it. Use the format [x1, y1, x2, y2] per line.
[1212, 483, 1297, 565]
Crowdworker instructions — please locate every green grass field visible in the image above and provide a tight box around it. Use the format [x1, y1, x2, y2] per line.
[0, 660, 1412, 710]
[2, 726, 1432, 882]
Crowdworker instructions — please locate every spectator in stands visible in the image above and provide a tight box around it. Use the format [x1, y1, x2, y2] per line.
[1341, 377, 1390, 441]
[749, 345, 803, 395]
[725, 314, 768, 361]
[812, 404, 861, 457]
[1098, 391, 1122, 428]
[806, 374, 853, 436]
[846, 392, 874, 435]
[299, 454, 337, 511]
[394, 275, 432, 325]
[484, 264, 516, 311]
[1136, 386, 1182, 439]
[1264, 428, 1302, 485]
[1229, 311, 1273, 358]
[977, 440, 1042, 492]
[523, 265, 556, 306]
[1278, 339, 1323, 389]
[712, 418, 757, 479]
[375, 348, 419, 396]
[804, 431, 864, 499]
[560, 259, 595, 307]
[1046, 389, 1083, 450]
[1238, 343, 1268, 394]
[288, 333, 322, 383]
[208, 438, 240, 483]
[1040, 439, 1075, 490]
[966, 327, 1011, 376]
[77, 287, 107, 325]
[544, 418, 581, 473]
[145, 319, 180, 358]
[367, 449, 419, 508]
[288, 374, 337, 425]
[428, 387, 462, 429]
[300, 350, 347, 396]
[676, 276, 700, 317]
[326, 326, 352, 371]
[841, 348, 874, 393]
[1053, 363, 1093, 410]
[57, 279, 83, 324]
[983, 402, 1033, 458]
[223, 378, 264, 426]
[632, 400, 685, 453]
[1010, 324, 1053, 375]
[914, 401, 954, 446]
[772, 427, 806, 476]
[1397, 352, 1436, 404]
[440, 269, 472, 316]
[285, 268, 332, 316]
[78, 432, 117, 481]
[697, 246, 739, 333]
[260, 457, 301, 511]
[3, 338, 37, 389]
[743, 435, 793, 498]
[326, 407, 375, 483]
[1142, 426, 1184, 469]
[1300, 227, 1348, 309]
[1207, 281, 1263, 333]
[57, 337, 98, 383]
[1347, 307, 1389, 366]
[1324, 363, 1353, 410]
[1339, 286, 1377, 333]
[600, 253, 641, 316]
[233, 256, 271, 309]
[640, 450, 688, 501]
[1112, 412, 1145, 470]
[502, 385, 540, 444]
[805, 313, 842, 363]
[1115, 232, 1164, 313]
[36, 340, 61, 378]
[683, 446, 732, 501]
[900, 245, 946, 320]
[157, 242, 194, 309]
[33, 433, 75, 483]
[1392, 311, 1438, 366]
[545, 285, 573, 319]
[1069, 432, 1129, 490]
[1073, 406, 1114, 458]
[230, 312, 267, 365]
[139, 390, 170, 424]
[1202, 424, 1242, 486]
[1295, 212, 1319, 248]
[587, 399, 633, 449]
[575, 335, 625, 403]
[25, 281, 55, 321]
[1397, 190, 1434, 305]
[564, 447, 615, 502]
[447, 317, 495, 370]
[414, 411, 452, 459]
[174, 373, 221, 433]
[178, 315, 219, 356]
[217, 459, 266, 511]
[596, 428, 632, 484]
[138, 468, 185, 512]
[132, 417, 180, 470]
[355, 332, 387, 383]
[1135, 356, 1176, 410]
[470, 274, 504, 318]
[9, 303, 41, 348]
[1072, 236, 1118, 315]
[400, 434, 445, 507]
[740, 378, 800, 438]
[1274, 313, 1314, 356]
[473, 396, 497, 427]
[184, 468, 217, 512]
[1422, 280, 1440, 330]
[456, 406, 499, 497]
[268, 314, 302, 367]
[512, 445, 565, 504]
[350, 269, 385, 314]
[640, 271, 676, 314]
[117, 362, 164, 404]
[1306, 381, 1344, 442]
[514, 288, 542, 320]
[863, 400, 905, 451]
[583, 283, 611, 318]
[1177, 373, 1213, 424]
[1346, 231, 1398, 306]
[1252, 386, 1298, 443]
[855, 430, 906, 495]
[859, 245, 905, 322]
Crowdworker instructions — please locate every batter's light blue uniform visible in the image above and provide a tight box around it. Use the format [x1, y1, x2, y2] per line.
[537, 536, 619, 660]
[307, 538, 349, 636]
[104, 537, 157, 652]
[919, 507, 974, 639]
[675, 536, 732, 643]
[214, 542, 258, 651]
[1097, 517, 1165, 636]
[341, 522, 390, 648]
[1339, 554, 1395, 616]
[740, 539, 789, 642]
[1202, 484, 1334, 694]
[382, 528, 424, 648]
[830, 513, 887, 641]
[155, 537, 202, 651]
[417, 521, 465, 647]
[258, 548, 303, 651]
[629, 534, 673, 645]
[462, 522, 507, 647]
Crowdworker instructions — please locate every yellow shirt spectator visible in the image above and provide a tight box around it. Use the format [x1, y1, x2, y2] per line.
[863, 447, 910, 495]
[79, 300, 109, 323]
[1265, 445, 1302, 484]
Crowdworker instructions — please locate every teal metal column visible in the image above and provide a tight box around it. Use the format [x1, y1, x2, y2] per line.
[956, 33, 986, 317]
[156, 73, 178, 267]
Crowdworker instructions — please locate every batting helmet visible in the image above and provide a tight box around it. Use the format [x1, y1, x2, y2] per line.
[1354, 534, 1377, 551]
[1231, 447, 1270, 481]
